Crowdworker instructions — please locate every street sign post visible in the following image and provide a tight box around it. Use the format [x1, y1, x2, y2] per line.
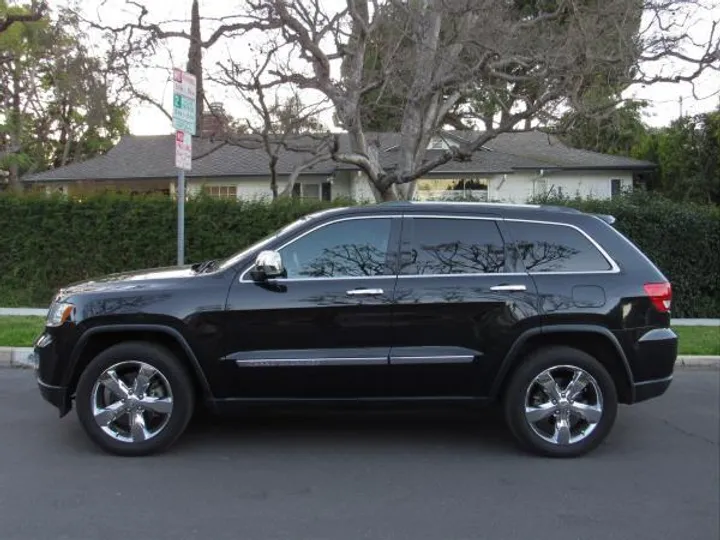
[172, 68, 197, 266]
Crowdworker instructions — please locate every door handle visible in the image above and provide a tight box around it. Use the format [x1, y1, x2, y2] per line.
[346, 288, 384, 296]
[490, 284, 527, 292]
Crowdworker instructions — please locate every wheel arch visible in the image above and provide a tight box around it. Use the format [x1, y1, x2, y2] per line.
[66, 325, 213, 402]
[491, 325, 635, 404]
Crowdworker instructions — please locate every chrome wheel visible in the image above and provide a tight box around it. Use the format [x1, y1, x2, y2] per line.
[91, 361, 174, 444]
[524, 365, 603, 446]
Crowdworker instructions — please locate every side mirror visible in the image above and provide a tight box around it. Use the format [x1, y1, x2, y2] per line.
[251, 250, 285, 281]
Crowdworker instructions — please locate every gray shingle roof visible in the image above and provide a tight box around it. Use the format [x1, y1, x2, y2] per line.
[449, 130, 656, 170]
[24, 130, 654, 183]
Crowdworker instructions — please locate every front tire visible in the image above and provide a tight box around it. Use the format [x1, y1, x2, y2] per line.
[503, 346, 618, 458]
[75, 342, 195, 456]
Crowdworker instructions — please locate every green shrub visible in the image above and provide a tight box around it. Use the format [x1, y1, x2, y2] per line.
[0, 191, 717, 316]
[0, 193, 344, 307]
[532, 192, 720, 317]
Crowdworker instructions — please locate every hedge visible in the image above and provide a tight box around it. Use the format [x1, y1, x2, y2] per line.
[0, 192, 718, 316]
[534, 193, 720, 318]
[0, 193, 344, 307]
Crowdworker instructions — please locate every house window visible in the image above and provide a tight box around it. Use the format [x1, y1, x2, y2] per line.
[292, 183, 329, 200]
[415, 177, 488, 201]
[611, 178, 622, 199]
[205, 185, 237, 200]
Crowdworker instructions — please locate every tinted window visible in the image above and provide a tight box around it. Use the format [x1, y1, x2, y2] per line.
[506, 221, 612, 273]
[280, 218, 392, 278]
[403, 218, 506, 275]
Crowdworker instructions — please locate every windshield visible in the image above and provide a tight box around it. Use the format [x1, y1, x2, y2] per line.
[218, 207, 346, 270]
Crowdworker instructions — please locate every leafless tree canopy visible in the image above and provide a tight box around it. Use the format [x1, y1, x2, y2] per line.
[78, 0, 719, 200]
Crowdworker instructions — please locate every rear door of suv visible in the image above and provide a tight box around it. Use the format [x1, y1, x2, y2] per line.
[389, 213, 541, 398]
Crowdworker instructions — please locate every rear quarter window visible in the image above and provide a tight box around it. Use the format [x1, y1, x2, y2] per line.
[505, 221, 613, 273]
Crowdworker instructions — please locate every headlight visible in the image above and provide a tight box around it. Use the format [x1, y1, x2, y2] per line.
[46, 302, 74, 327]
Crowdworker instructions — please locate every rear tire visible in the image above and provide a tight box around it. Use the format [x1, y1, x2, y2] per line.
[75, 342, 195, 456]
[503, 346, 617, 458]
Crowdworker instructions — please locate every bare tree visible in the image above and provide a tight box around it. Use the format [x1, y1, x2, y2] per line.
[74, 0, 719, 201]
[212, 42, 332, 198]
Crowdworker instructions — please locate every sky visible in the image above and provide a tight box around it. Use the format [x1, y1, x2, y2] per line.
[52, 0, 720, 136]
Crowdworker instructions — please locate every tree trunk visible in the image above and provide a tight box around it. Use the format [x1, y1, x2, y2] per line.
[8, 63, 22, 193]
[269, 155, 279, 199]
[187, 0, 204, 136]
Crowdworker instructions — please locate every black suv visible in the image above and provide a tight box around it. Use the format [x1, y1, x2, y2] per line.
[35, 202, 677, 457]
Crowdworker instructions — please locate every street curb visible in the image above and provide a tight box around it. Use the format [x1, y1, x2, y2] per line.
[0, 308, 48, 317]
[1, 347, 717, 370]
[0, 347, 36, 369]
[674, 356, 720, 368]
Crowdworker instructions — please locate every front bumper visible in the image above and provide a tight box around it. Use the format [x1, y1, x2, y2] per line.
[37, 377, 71, 417]
[34, 331, 73, 417]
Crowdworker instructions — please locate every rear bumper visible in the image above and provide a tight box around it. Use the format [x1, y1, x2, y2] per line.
[633, 375, 673, 403]
[628, 327, 677, 403]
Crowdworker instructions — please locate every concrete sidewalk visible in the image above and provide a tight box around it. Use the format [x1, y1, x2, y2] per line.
[2, 346, 718, 370]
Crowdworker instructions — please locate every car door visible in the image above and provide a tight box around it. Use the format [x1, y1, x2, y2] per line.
[218, 215, 401, 400]
[389, 214, 541, 398]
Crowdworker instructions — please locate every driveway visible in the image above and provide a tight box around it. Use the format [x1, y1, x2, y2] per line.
[0, 369, 717, 540]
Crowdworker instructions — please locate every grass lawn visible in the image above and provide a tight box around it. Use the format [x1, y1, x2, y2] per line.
[673, 326, 720, 356]
[0, 316, 717, 355]
[0, 316, 46, 347]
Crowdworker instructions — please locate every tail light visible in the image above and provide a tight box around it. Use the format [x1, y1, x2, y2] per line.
[644, 282, 672, 313]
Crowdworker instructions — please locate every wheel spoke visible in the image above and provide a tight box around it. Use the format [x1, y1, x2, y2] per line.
[94, 401, 126, 426]
[535, 371, 562, 401]
[552, 415, 571, 445]
[565, 370, 590, 400]
[525, 402, 556, 423]
[99, 369, 130, 399]
[132, 364, 157, 396]
[129, 411, 150, 442]
[139, 396, 173, 415]
[570, 401, 602, 424]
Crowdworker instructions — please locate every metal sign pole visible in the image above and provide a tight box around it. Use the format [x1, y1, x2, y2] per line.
[172, 68, 196, 267]
[177, 169, 185, 265]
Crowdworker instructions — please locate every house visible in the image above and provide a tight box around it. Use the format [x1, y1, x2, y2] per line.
[22, 123, 654, 203]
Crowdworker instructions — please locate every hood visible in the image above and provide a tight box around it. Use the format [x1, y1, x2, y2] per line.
[56, 265, 197, 298]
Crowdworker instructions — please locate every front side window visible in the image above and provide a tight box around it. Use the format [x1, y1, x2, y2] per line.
[402, 218, 506, 275]
[505, 221, 612, 273]
[280, 218, 392, 278]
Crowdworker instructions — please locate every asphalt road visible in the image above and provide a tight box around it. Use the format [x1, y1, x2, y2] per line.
[0, 369, 718, 540]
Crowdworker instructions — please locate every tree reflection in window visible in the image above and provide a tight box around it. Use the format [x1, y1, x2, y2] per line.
[411, 241, 505, 274]
[405, 219, 506, 275]
[513, 240, 579, 272]
[298, 244, 388, 277]
[280, 218, 391, 278]
[506, 221, 612, 273]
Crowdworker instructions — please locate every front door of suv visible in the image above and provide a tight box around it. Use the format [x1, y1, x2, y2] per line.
[389, 215, 541, 398]
[219, 215, 401, 400]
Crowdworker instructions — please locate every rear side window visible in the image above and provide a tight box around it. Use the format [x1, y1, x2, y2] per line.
[402, 218, 506, 275]
[505, 221, 612, 273]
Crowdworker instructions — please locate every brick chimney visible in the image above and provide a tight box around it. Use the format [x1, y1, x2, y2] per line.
[200, 102, 227, 139]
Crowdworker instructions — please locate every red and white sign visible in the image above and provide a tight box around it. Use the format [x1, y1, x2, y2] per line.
[175, 130, 192, 171]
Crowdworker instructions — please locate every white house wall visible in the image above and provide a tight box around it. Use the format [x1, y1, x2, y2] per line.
[489, 171, 633, 202]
